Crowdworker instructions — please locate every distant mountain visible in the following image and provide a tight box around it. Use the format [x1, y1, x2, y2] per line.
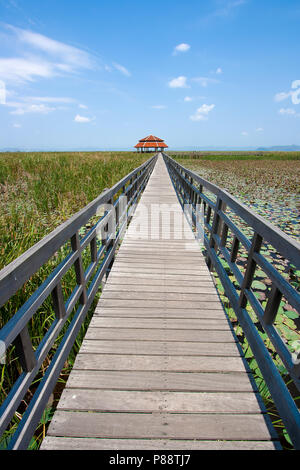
[256, 145, 300, 151]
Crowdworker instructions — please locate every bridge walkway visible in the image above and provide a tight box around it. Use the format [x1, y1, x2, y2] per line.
[41, 155, 278, 450]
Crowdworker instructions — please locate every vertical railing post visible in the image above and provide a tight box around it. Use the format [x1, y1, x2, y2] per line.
[71, 232, 87, 305]
[13, 326, 37, 372]
[51, 282, 66, 319]
[206, 195, 223, 270]
[263, 285, 282, 325]
[239, 232, 263, 308]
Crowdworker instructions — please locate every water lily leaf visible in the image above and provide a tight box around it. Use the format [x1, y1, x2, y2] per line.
[284, 311, 298, 320]
[252, 280, 267, 290]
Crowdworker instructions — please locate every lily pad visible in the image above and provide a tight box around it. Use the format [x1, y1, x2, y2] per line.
[252, 280, 267, 290]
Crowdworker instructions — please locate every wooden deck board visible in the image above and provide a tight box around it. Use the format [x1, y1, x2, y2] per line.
[72, 354, 248, 372]
[41, 437, 277, 451]
[57, 389, 263, 413]
[47, 411, 275, 441]
[78, 339, 242, 356]
[41, 154, 278, 450]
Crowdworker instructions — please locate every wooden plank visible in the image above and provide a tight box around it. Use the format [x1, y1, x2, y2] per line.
[98, 299, 223, 310]
[41, 437, 277, 450]
[72, 353, 248, 372]
[115, 254, 205, 262]
[66, 370, 255, 392]
[112, 260, 207, 268]
[84, 327, 235, 343]
[111, 265, 209, 274]
[104, 284, 218, 294]
[94, 307, 226, 319]
[58, 389, 263, 414]
[89, 317, 230, 330]
[79, 339, 241, 356]
[101, 291, 222, 302]
[106, 275, 214, 286]
[107, 272, 213, 281]
[47, 411, 274, 440]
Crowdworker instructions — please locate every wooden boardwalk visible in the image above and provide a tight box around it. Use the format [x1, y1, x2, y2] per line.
[41, 155, 279, 450]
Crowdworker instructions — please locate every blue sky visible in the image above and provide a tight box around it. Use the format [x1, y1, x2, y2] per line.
[0, 0, 300, 150]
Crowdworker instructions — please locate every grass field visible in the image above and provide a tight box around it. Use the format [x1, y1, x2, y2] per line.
[0, 150, 299, 448]
[0, 152, 149, 270]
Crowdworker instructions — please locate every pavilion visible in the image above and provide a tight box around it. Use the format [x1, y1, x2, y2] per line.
[134, 135, 168, 152]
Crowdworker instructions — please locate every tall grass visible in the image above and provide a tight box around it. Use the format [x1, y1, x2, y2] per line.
[0, 152, 148, 269]
[0, 151, 149, 448]
[169, 151, 300, 161]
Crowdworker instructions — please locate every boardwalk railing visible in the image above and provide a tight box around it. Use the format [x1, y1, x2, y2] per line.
[163, 153, 300, 448]
[0, 154, 157, 449]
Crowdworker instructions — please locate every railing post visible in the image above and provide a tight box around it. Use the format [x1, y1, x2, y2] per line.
[239, 232, 263, 308]
[206, 195, 223, 270]
[13, 326, 37, 372]
[263, 285, 282, 325]
[71, 232, 87, 305]
[51, 282, 67, 319]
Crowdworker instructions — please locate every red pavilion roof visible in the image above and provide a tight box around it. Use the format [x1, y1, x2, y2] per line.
[135, 141, 168, 148]
[139, 135, 164, 142]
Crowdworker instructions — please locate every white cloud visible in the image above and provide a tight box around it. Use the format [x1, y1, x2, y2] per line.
[291, 80, 300, 105]
[112, 62, 131, 77]
[291, 80, 300, 89]
[12, 122, 21, 128]
[0, 25, 94, 86]
[27, 96, 75, 103]
[0, 57, 54, 83]
[10, 103, 55, 114]
[241, 131, 248, 136]
[256, 127, 264, 132]
[173, 43, 191, 55]
[190, 103, 215, 121]
[274, 80, 300, 105]
[79, 103, 88, 109]
[184, 96, 193, 102]
[7, 25, 93, 69]
[274, 91, 291, 102]
[278, 108, 296, 115]
[74, 114, 92, 123]
[192, 76, 219, 87]
[3, 95, 75, 115]
[168, 76, 188, 88]
[151, 105, 167, 109]
[0, 79, 6, 104]
[216, 67, 223, 74]
[216, 0, 247, 16]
